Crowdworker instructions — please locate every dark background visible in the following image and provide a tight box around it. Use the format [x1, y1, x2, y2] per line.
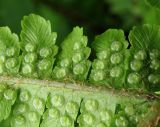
[0, 0, 160, 43]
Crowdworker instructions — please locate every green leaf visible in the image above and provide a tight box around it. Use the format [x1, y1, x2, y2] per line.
[20, 14, 58, 78]
[90, 29, 129, 88]
[0, 27, 20, 75]
[21, 14, 57, 48]
[128, 24, 160, 91]
[52, 26, 91, 81]
[146, 0, 160, 9]
[0, 27, 20, 56]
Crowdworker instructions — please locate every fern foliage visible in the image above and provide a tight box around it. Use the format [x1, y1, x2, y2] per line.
[0, 14, 159, 127]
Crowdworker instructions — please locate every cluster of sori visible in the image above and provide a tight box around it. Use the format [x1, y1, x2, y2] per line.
[0, 27, 21, 75]
[41, 89, 82, 127]
[0, 83, 155, 127]
[77, 92, 150, 127]
[52, 27, 91, 81]
[0, 14, 160, 91]
[89, 29, 129, 88]
[148, 49, 160, 86]
[127, 25, 160, 91]
[10, 85, 48, 127]
[126, 48, 147, 89]
[0, 84, 17, 122]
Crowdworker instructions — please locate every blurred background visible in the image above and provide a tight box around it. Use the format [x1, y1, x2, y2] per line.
[0, 0, 160, 43]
